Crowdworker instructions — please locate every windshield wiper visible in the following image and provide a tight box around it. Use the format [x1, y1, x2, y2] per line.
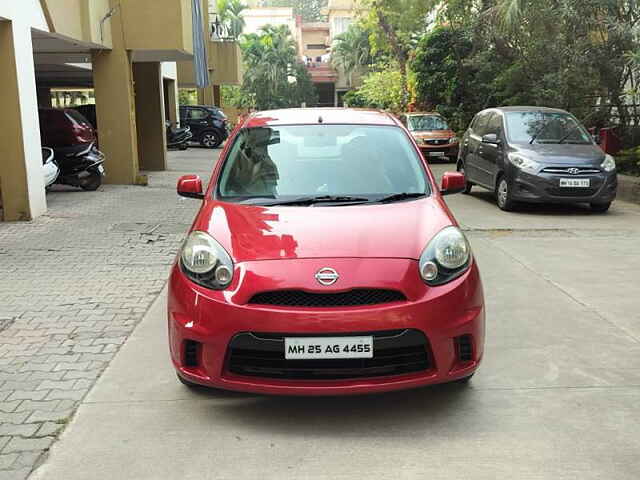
[529, 121, 550, 144]
[260, 195, 371, 206]
[377, 192, 426, 203]
[557, 124, 581, 144]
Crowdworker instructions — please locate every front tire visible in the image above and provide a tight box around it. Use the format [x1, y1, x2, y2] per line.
[590, 202, 611, 213]
[200, 131, 222, 149]
[496, 176, 515, 211]
[79, 172, 102, 191]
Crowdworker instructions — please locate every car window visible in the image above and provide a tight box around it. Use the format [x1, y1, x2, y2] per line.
[505, 111, 592, 144]
[407, 115, 449, 131]
[486, 113, 503, 136]
[473, 112, 493, 136]
[188, 108, 209, 121]
[217, 125, 429, 202]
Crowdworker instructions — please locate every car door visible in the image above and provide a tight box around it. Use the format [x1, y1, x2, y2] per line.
[185, 107, 210, 139]
[477, 112, 505, 188]
[464, 112, 491, 187]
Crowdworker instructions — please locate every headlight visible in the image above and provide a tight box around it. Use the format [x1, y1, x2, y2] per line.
[601, 154, 616, 172]
[508, 154, 540, 173]
[449, 136, 459, 143]
[180, 231, 234, 289]
[419, 226, 471, 286]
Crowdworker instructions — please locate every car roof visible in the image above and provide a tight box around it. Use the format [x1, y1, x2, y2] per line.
[487, 106, 570, 114]
[242, 108, 399, 128]
[405, 112, 442, 116]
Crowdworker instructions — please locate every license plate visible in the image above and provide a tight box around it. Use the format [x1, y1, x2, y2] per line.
[429, 152, 445, 157]
[285, 336, 373, 360]
[560, 178, 589, 188]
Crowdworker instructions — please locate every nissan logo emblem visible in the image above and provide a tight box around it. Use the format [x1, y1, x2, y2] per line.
[315, 267, 339, 286]
[568, 168, 580, 175]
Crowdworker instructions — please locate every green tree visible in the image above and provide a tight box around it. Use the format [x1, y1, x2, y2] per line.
[217, 0, 247, 39]
[331, 24, 373, 87]
[344, 67, 404, 111]
[362, 0, 438, 109]
[240, 25, 318, 109]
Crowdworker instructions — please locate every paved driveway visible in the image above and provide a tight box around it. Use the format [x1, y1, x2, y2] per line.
[31, 159, 640, 480]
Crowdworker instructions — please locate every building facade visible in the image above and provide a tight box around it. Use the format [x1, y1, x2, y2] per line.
[0, 0, 240, 222]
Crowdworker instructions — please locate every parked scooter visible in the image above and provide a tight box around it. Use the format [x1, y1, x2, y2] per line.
[166, 122, 192, 150]
[42, 147, 60, 188]
[54, 142, 106, 191]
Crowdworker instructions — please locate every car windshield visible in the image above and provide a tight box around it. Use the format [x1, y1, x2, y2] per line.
[206, 107, 226, 119]
[407, 115, 449, 132]
[505, 111, 592, 144]
[217, 125, 429, 204]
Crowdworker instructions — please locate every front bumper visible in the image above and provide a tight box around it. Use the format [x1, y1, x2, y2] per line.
[168, 257, 485, 395]
[511, 170, 617, 204]
[418, 142, 459, 159]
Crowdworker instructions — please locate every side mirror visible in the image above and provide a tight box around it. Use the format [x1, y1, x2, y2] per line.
[441, 172, 466, 196]
[482, 133, 500, 144]
[177, 175, 204, 199]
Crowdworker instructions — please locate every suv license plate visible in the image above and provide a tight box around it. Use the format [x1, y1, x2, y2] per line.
[429, 152, 445, 157]
[285, 336, 373, 360]
[560, 178, 589, 188]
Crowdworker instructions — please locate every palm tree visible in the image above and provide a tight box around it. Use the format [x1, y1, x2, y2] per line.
[331, 25, 372, 87]
[217, 0, 247, 40]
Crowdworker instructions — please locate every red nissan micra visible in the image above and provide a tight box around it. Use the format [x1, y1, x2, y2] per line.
[169, 108, 485, 395]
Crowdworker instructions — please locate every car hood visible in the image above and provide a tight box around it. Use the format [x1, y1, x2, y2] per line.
[410, 130, 455, 140]
[192, 197, 454, 262]
[514, 143, 605, 165]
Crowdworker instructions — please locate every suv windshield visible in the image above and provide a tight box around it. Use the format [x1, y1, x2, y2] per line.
[505, 111, 592, 144]
[407, 115, 449, 132]
[217, 125, 429, 204]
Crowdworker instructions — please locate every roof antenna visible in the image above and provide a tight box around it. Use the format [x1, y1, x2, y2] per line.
[318, 115, 323, 124]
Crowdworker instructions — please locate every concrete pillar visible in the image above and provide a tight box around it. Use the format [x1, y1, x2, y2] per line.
[197, 84, 215, 106]
[37, 86, 52, 108]
[213, 85, 221, 107]
[0, 21, 46, 221]
[92, 3, 139, 185]
[133, 62, 167, 171]
[163, 78, 178, 126]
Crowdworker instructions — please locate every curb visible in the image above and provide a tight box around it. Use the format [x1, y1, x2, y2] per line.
[617, 174, 640, 205]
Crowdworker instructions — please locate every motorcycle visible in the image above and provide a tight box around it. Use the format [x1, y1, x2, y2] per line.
[53, 142, 106, 191]
[42, 147, 60, 188]
[166, 122, 192, 150]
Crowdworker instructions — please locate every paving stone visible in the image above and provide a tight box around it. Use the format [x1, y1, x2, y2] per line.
[0, 151, 207, 475]
[0, 453, 18, 469]
[0, 423, 39, 437]
[3, 436, 54, 453]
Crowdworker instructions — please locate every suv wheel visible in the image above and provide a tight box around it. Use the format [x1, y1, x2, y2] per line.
[200, 131, 222, 149]
[496, 176, 515, 211]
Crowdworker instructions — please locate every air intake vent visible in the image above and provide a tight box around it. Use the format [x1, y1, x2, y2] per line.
[455, 335, 473, 362]
[227, 329, 431, 380]
[184, 340, 200, 367]
[248, 289, 406, 308]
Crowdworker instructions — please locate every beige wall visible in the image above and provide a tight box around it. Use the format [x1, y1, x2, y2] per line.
[134, 63, 167, 171]
[302, 30, 329, 58]
[40, 0, 112, 47]
[120, 0, 193, 54]
[209, 42, 243, 86]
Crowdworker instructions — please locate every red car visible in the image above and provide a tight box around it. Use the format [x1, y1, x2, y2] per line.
[169, 108, 485, 395]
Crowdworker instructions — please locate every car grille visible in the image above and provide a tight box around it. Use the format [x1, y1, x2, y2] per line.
[226, 330, 431, 380]
[248, 289, 407, 308]
[424, 139, 449, 145]
[541, 167, 601, 175]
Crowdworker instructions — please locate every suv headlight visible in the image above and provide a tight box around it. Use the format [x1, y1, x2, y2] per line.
[508, 154, 539, 173]
[419, 226, 471, 286]
[601, 154, 616, 172]
[449, 136, 459, 143]
[180, 231, 234, 289]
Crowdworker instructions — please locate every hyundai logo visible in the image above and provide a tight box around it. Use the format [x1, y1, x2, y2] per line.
[568, 168, 580, 175]
[315, 267, 339, 286]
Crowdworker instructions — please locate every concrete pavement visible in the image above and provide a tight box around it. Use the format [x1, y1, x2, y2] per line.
[30, 160, 640, 479]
